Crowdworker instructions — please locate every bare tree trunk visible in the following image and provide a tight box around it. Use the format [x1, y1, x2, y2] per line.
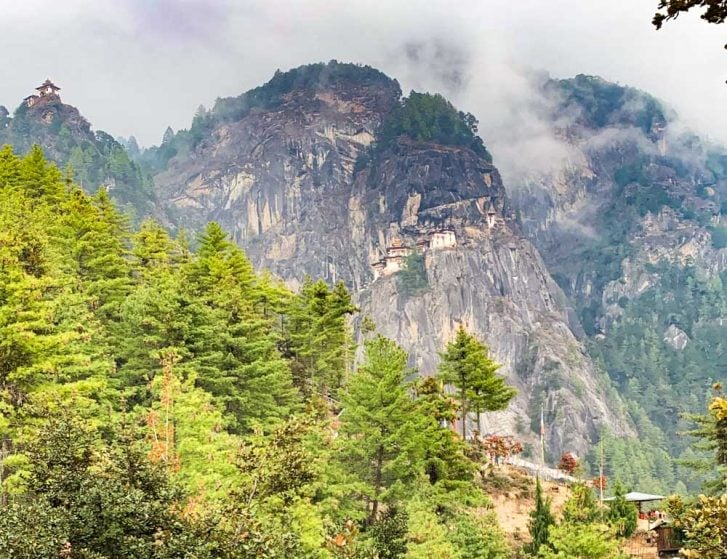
[477, 408, 483, 440]
[370, 444, 384, 524]
[460, 385, 467, 440]
[0, 438, 8, 507]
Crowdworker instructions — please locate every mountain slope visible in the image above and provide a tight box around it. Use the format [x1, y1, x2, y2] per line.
[507, 74, 727, 489]
[150, 61, 634, 458]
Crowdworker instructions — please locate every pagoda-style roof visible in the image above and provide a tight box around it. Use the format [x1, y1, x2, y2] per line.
[36, 79, 60, 92]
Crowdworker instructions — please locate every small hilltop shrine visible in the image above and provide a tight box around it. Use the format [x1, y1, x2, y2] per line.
[24, 78, 61, 107]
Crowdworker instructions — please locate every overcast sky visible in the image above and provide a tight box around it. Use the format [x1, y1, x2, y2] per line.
[1, 0, 725, 149]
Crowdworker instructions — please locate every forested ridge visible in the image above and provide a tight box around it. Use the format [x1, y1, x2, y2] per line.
[0, 100, 154, 217]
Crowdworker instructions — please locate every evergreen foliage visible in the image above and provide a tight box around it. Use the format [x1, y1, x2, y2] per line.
[140, 62, 494, 178]
[398, 252, 428, 296]
[538, 522, 621, 559]
[607, 481, 638, 538]
[284, 277, 357, 394]
[338, 335, 426, 522]
[0, 103, 154, 214]
[0, 146, 514, 557]
[438, 327, 516, 439]
[377, 92, 492, 160]
[668, 493, 726, 559]
[526, 478, 556, 556]
[589, 262, 727, 493]
[548, 74, 666, 133]
[665, 393, 727, 559]
[447, 511, 511, 559]
[562, 482, 601, 525]
[370, 506, 408, 559]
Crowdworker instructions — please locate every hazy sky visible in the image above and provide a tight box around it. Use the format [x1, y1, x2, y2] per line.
[1, 0, 725, 149]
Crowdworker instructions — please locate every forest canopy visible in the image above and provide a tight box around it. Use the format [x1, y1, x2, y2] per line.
[0, 143, 516, 558]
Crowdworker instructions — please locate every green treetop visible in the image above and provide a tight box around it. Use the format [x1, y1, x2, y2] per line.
[526, 477, 556, 556]
[338, 335, 425, 523]
[437, 327, 516, 439]
[607, 481, 637, 538]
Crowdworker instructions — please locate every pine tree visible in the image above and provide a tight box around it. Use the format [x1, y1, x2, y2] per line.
[339, 335, 425, 523]
[448, 510, 511, 559]
[0, 144, 21, 187]
[403, 495, 459, 559]
[607, 481, 637, 538]
[132, 218, 176, 280]
[677, 387, 727, 493]
[284, 277, 356, 395]
[146, 349, 239, 502]
[538, 522, 618, 559]
[562, 482, 601, 525]
[184, 222, 298, 433]
[412, 377, 473, 485]
[62, 186, 133, 319]
[370, 506, 408, 559]
[0, 155, 113, 465]
[18, 145, 64, 202]
[526, 478, 555, 556]
[437, 327, 516, 439]
[0, 413, 217, 559]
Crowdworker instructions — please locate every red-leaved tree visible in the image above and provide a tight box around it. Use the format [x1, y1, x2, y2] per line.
[481, 434, 523, 464]
[557, 452, 578, 475]
[592, 475, 608, 491]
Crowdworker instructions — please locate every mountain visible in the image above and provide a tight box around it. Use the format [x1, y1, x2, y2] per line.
[508, 74, 727, 490]
[0, 79, 154, 216]
[5, 64, 724, 489]
[148, 61, 634, 459]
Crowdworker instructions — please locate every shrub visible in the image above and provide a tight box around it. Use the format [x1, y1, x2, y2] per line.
[558, 452, 579, 475]
[709, 225, 727, 249]
[398, 252, 428, 296]
[607, 482, 638, 538]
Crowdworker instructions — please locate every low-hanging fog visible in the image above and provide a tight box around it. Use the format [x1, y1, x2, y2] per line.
[1, 0, 725, 182]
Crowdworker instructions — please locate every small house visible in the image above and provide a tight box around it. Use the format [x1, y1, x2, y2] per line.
[371, 239, 413, 279]
[386, 239, 410, 259]
[652, 519, 681, 558]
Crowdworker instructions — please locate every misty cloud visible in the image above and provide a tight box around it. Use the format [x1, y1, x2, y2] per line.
[1, 0, 725, 173]
[121, 0, 234, 45]
[401, 39, 470, 92]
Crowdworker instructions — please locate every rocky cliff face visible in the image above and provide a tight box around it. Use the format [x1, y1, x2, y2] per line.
[153, 63, 634, 457]
[352, 141, 632, 455]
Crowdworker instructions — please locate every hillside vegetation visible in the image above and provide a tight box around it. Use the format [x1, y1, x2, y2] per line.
[3, 144, 711, 558]
[0, 98, 154, 216]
